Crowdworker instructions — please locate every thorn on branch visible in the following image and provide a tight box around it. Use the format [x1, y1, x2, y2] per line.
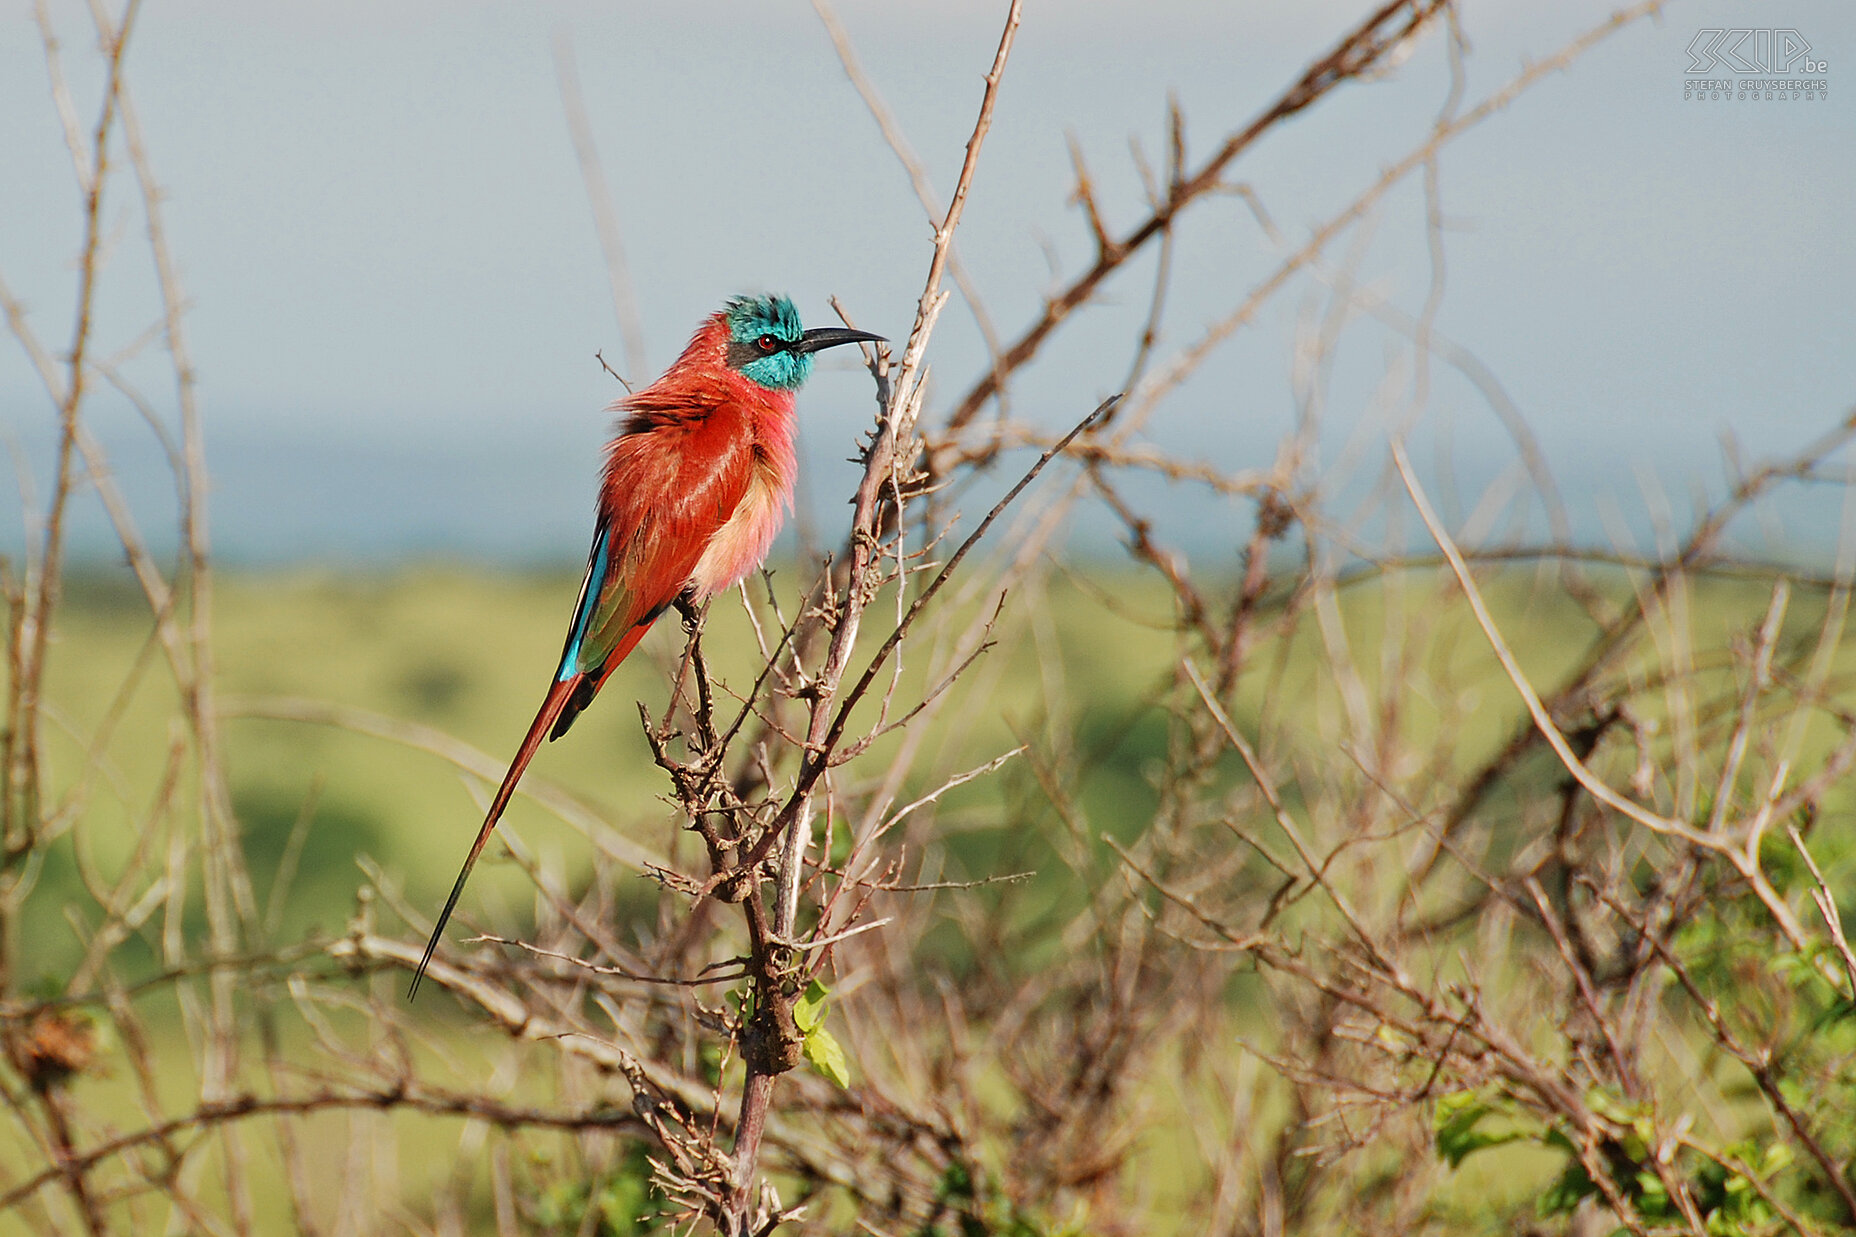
[1067, 133, 1123, 262]
[593, 348, 633, 393]
[1256, 488, 1295, 541]
[1167, 93, 1186, 197]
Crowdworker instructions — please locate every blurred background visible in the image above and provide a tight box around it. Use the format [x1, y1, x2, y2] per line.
[5, 0, 1850, 566]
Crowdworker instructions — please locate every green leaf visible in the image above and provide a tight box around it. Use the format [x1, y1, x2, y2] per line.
[1537, 1158, 1598, 1217]
[803, 1024, 851, 1088]
[1433, 1091, 1525, 1168]
[789, 979, 850, 1087]
[1760, 1141, 1793, 1175]
[794, 978, 830, 1034]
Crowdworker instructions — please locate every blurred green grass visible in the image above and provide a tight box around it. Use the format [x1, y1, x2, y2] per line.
[34, 558, 1850, 987]
[20, 560, 1856, 1233]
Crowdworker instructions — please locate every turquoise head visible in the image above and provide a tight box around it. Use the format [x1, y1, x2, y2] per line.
[723, 294, 884, 392]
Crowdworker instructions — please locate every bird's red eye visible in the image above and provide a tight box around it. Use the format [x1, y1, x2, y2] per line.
[755, 334, 780, 354]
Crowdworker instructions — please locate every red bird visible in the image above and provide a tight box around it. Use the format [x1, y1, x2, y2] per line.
[411, 295, 881, 997]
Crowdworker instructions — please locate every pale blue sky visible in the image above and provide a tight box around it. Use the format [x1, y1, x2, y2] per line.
[3, 0, 1851, 563]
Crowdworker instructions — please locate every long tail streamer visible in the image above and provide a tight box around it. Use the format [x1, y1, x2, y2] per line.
[408, 676, 581, 999]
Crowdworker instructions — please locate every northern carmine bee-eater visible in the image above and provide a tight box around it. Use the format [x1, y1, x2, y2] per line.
[410, 295, 882, 997]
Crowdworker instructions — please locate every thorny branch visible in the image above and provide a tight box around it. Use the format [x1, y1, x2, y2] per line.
[938, 0, 1451, 441]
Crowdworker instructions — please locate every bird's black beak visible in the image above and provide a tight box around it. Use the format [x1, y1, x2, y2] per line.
[793, 326, 885, 355]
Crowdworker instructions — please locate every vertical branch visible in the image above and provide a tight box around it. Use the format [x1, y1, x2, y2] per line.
[884, 0, 1020, 429]
[554, 30, 649, 380]
[763, 0, 1023, 947]
[720, 4, 1022, 1230]
[87, 0, 257, 1223]
[4, 0, 140, 982]
[811, 0, 1009, 412]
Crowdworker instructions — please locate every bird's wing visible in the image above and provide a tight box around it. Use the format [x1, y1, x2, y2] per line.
[553, 514, 615, 681]
[569, 409, 756, 678]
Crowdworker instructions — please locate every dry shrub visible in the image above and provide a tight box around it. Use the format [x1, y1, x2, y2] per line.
[8, 3, 1854, 1235]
